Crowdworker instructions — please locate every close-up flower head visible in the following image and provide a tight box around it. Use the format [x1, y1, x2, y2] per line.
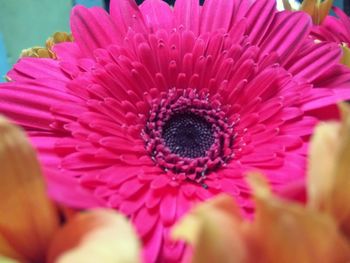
[1, 0, 350, 262]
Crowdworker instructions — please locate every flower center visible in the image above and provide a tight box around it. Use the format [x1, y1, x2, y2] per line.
[163, 113, 215, 158]
[142, 89, 236, 184]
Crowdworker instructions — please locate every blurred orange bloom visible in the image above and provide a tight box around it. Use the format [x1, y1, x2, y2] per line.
[340, 44, 350, 67]
[173, 104, 350, 263]
[0, 116, 141, 263]
[282, 0, 333, 24]
[308, 103, 350, 240]
[20, 32, 73, 59]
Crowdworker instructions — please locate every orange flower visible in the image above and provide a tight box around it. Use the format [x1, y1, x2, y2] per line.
[0, 116, 141, 263]
[172, 195, 252, 263]
[282, 0, 333, 24]
[173, 104, 350, 263]
[20, 32, 73, 59]
[173, 176, 350, 263]
[248, 174, 350, 263]
[341, 44, 350, 68]
[308, 103, 350, 239]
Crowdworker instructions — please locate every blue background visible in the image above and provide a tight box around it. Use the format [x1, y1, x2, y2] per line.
[0, 0, 346, 82]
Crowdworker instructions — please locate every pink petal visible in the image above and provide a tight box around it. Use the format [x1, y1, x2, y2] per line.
[240, 152, 279, 164]
[314, 64, 350, 88]
[288, 42, 342, 82]
[146, 189, 162, 209]
[134, 207, 159, 238]
[333, 7, 350, 37]
[227, 18, 247, 43]
[281, 116, 317, 136]
[142, 218, 163, 263]
[71, 6, 122, 57]
[257, 100, 283, 122]
[119, 194, 148, 215]
[243, 67, 283, 101]
[307, 104, 340, 121]
[270, 135, 303, 150]
[173, 0, 200, 35]
[162, 230, 186, 263]
[53, 42, 84, 62]
[139, 0, 174, 31]
[220, 179, 241, 196]
[200, 0, 235, 33]
[109, 0, 147, 36]
[276, 178, 306, 202]
[302, 88, 350, 111]
[151, 176, 169, 189]
[29, 135, 64, 167]
[95, 165, 141, 185]
[7, 58, 68, 82]
[45, 168, 104, 208]
[245, 0, 276, 44]
[260, 11, 311, 63]
[159, 193, 177, 226]
[119, 179, 145, 199]
[61, 152, 112, 170]
[0, 81, 75, 130]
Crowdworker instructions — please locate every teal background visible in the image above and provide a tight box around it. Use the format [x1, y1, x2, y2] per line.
[0, 0, 345, 81]
[0, 0, 72, 71]
[0, 0, 104, 81]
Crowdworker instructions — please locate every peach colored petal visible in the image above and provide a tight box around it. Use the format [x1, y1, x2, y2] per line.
[282, 0, 293, 11]
[307, 121, 340, 211]
[48, 209, 141, 263]
[341, 45, 350, 68]
[0, 255, 20, 263]
[315, 0, 333, 24]
[284, 0, 333, 24]
[21, 32, 73, 59]
[300, 0, 316, 19]
[57, 205, 78, 222]
[172, 195, 252, 263]
[0, 235, 21, 261]
[301, 0, 333, 24]
[249, 173, 350, 263]
[0, 116, 60, 262]
[308, 104, 350, 231]
[329, 104, 350, 229]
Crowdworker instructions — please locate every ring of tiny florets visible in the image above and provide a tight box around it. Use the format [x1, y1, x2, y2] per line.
[142, 89, 236, 186]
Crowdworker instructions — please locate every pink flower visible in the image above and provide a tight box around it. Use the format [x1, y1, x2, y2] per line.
[2, 0, 350, 262]
[311, 7, 350, 45]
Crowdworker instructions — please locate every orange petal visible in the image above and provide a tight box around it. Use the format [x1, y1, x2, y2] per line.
[172, 195, 252, 263]
[329, 104, 350, 230]
[341, 44, 350, 68]
[282, 0, 293, 11]
[249, 173, 350, 263]
[48, 209, 141, 263]
[300, 0, 316, 17]
[298, 0, 333, 24]
[0, 235, 20, 261]
[0, 116, 60, 262]
[57, 205, 78, 222]
[307, 121, 339, 211]
[308, 104, 350, 229]
[0, 255, 20, 263]
[21, 32, 72, 59]
[318, 0, 333, 24]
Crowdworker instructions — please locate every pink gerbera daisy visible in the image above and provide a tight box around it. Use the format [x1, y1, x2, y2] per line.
[311, 6, 350, 45]
[2, 0, 350, 262]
